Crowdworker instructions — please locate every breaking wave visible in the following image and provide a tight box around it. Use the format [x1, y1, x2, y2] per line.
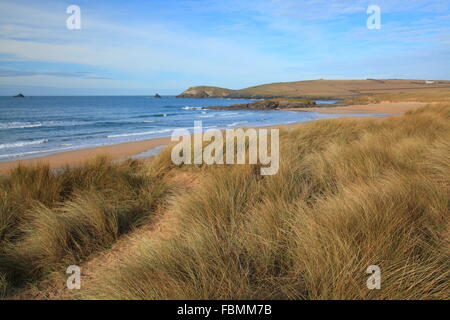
[107, 129, 173, 138]
[0, 139, 48, 150]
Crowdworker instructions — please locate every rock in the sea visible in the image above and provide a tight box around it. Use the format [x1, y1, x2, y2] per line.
[206, 98, 316, 110]
[154, 93, 161, 98]
[14, 93, 25, 98]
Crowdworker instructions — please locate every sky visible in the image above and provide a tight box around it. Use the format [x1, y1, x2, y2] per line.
[0, 0, 449, 95]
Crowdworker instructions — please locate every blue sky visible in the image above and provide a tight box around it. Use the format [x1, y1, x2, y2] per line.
[0, 0, 449, 95]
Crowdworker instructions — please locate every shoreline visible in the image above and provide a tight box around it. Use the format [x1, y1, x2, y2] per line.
[0, 124, 291, 175]
[0, 137, 171, 175]
[0, 102, 425, 175]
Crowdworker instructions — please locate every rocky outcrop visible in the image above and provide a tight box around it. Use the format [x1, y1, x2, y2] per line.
[177, 86, 233, 98]
[13, 93, 25, 98]
[206, 98, 316, 110]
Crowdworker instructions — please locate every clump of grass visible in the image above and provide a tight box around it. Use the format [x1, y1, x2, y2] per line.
[0, 273, 8, 298]
[287, 173, 449, 299]
[0, 157, 171, 295]
[79, 104, 449, 300]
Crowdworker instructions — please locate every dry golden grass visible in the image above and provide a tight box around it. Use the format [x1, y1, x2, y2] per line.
[0, 157, 170, 297]
[1, 104, 449, 300]
[179, 79, 450, 99]
[344, 88, 450, 104]
[75, 104, 449, 300]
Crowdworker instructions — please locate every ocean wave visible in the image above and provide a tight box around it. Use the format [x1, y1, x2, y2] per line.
[0, 145, 74, 160]
[215, 112, 241, 118]
[0, 120, 96, 130]
[227, 121, 248, 127]
[0, 139, 48, 150]
[47, 120, 91, 127]
[182, 106, 203, 110]
[107, 128, 173, 138]
[131, 113, 181, 119]
[0, 122, 43, 129]
[152, 113, 181, 117]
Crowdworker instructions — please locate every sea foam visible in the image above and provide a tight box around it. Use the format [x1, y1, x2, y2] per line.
[0, 139, 48, 150]
[107, 129, 173, 138]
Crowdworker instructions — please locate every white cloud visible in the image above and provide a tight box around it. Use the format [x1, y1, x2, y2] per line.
[0, 1, 289, 80]
[0, 0, 448, 93]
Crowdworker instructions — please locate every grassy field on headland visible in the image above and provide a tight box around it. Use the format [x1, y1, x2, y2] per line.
[0, 101, 449, 300]
[344, 88, 450, 104]
[177, 79, 450, 100]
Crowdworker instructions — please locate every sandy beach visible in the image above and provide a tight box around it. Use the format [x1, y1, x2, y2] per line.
[286, 101, 427, 114]
[0, 136, 171, 175]
[0, 102, 425, 175]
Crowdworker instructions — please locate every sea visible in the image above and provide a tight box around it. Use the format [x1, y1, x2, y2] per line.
[0, 96, 372, 162]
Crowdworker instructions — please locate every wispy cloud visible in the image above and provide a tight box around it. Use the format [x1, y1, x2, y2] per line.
[0, 69, 114, 80]
[0, 0, 449, 95]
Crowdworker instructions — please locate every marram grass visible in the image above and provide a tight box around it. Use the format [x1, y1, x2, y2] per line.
[1, 104, 449, 300]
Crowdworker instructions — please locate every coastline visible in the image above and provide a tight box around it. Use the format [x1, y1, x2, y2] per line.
[0, 137, 171, 175]
[0, 123, 293, 175]
[0, 102, 424, 175]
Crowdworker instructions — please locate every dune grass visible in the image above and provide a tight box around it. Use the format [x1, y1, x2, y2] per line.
[1, 104, 449, 300]
[0, 157, 171, 297]
[75, 103, 449, 300]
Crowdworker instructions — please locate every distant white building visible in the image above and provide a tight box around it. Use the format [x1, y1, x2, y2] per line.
[425, 80, 435, 84]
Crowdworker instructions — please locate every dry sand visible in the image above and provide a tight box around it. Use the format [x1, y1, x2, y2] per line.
[285, 101, 427, 114]
[0, 102, 425, 175]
